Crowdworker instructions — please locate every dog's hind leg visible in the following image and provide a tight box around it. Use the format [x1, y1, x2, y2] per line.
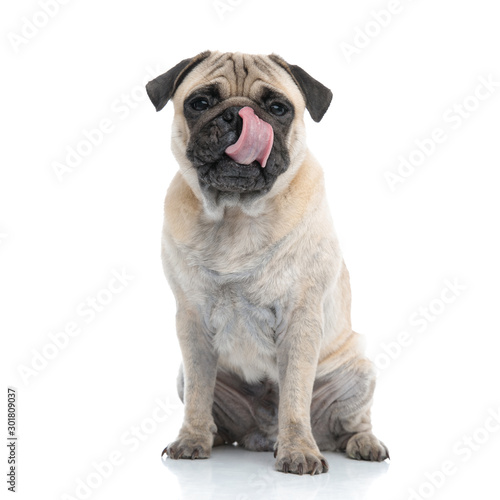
[310, 358, 389, 461]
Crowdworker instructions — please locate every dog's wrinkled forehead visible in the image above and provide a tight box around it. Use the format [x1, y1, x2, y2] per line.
[176, 52, 304, 110]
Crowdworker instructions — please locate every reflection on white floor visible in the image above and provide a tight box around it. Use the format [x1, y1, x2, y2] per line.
[162, 444, 390, 500]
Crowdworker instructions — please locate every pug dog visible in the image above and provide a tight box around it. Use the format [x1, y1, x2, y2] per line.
[146, 51, 389, 475]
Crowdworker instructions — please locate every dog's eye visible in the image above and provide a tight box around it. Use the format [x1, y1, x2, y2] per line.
[191, 98, 210, 111]
[269, 102, 288, 116]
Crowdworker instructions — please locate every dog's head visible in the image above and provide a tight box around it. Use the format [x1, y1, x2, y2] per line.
[146, 51, 332, 217]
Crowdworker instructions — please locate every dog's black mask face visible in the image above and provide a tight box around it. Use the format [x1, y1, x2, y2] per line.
[183, 84, 293, 195]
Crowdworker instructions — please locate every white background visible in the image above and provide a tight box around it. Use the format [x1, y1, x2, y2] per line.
[2, 0, 500, 499]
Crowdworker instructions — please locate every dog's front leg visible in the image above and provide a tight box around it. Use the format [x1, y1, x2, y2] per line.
[163, 308, 218, 460]
[274, 304, 329, 475]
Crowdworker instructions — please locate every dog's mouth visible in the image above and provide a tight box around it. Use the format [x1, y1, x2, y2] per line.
[186, 105, 288, 195]
[195, 156, 275, 194]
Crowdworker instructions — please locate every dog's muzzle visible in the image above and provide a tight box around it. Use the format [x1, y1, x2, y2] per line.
[185, 98, 288, 195]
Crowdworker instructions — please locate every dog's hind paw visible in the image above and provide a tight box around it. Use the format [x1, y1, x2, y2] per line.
[345, 432, 389, 462]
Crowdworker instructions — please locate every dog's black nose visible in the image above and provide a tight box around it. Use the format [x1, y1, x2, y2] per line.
[222, 106, 241, 123]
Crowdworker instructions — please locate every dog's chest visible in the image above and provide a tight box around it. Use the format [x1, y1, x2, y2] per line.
[172, 208, 296, 381]
[201, 279, 282, 382]
[206, 283, 275, 345]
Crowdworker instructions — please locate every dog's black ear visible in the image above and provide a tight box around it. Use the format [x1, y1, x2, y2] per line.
[146, 51, 211, 112]
[269, 54, 332, 122]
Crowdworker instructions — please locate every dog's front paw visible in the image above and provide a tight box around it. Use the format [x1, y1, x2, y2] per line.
[162, 433, 213, 460]
[274, 443, 329, 475]
[346, 432, 389, 462]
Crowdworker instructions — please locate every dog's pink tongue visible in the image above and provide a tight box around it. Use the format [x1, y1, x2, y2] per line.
[225, 107, 274, 168]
